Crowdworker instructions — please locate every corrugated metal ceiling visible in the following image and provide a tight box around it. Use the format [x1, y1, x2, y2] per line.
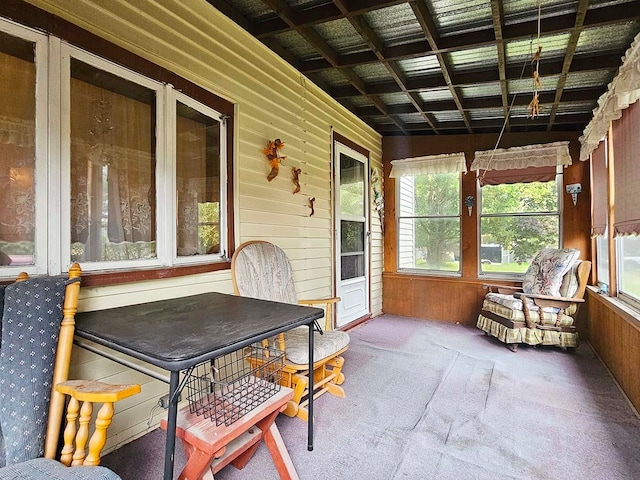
[206, 0, 640, 135]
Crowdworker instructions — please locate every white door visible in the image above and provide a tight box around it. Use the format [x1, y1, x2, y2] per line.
[334, 141, 369, 327]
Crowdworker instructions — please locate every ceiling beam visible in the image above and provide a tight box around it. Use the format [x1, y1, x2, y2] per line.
[251, 0, 640, 39]
[332, 0, 439, 133]
[411, 0, 472, 133]
[259, 0, 409, 134]
[253, 0, 410, 38]
[294, 1, 640, 74]
[546, 0, 590, 131]
[376, 112, 591, 133]
[329, 52, 619, 99]
[490, 0, 510, 132]
[352, 86, 602, 117]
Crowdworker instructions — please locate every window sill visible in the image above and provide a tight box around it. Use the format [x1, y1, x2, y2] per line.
[80, 261, 231, 287]
[586, 286, 640, 332]
[396, 269, 461, 278]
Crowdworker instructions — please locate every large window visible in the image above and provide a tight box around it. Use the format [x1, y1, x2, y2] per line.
[397, 173, 462, 273]
[68, 58, 159, 266]
[479, 172, 561, 276]
[0, 19, 232, 279]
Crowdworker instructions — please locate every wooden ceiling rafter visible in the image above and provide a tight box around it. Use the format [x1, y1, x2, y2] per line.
[294, 1, 640, 74]
[206, 0, 640, 135]
[545, 0, 590, 130]
[411, 0, 473, 133]
[352, 85, 604, 117]
[251, 0, 639, 40]
[490, 0, 510, 132]
[259, 0, 409, 134]
[376, 111, 590, 133]
[332, 0, 440, 133]
[252, 0, 409, 38]
[329, 52, 620, 99]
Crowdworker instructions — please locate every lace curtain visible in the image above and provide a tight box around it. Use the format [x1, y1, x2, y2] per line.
[580, 32, 640, 161]
[70, 78, 155, 261]
[0, 51, 36, 264]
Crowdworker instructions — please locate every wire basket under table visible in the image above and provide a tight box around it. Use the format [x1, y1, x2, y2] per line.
[185, 345, 285, 426]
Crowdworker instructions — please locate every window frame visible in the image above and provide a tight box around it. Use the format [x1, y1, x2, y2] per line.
[477, 167, 564, 279]
[395, 172, 463, 276]
[169, 90, 228, 266]
[0, 18, 235, 285]
[0, 18, 49, 278]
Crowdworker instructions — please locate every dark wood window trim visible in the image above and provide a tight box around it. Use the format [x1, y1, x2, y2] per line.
[1, 0, 236, 286]
[333, 131, 370, 159]
[79, 261, 232, 287]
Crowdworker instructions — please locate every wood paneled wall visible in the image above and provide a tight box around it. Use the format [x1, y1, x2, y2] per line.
[382, 132, 591, 326]
[383, 275, 488, 325]
[584, 289, 640, 412]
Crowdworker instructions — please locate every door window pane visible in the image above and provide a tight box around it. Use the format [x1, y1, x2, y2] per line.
[69, 59, 157, 262]
[340, 153, 364, 217]
[176, 102, 221, 256]
[0, 32, 36, 266]
[341, 220, 364, 280]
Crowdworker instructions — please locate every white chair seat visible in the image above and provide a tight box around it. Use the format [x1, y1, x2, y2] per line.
[283, 326, 350, 365]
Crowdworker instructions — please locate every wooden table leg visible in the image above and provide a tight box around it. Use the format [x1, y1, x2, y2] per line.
[178, 448, 217, 480]
[259, 415, 299, 480]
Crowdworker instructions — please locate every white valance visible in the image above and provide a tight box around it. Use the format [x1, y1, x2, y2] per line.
[579, 32, 640, 161]
[389, 152, 467, 177]
[470, 141, 572, 171]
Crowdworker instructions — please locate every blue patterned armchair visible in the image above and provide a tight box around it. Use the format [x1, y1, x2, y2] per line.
[477, 248, 592, 352]
[0, 265, 139, 479]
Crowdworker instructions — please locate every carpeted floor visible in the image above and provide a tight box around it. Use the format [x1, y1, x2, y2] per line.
[102, 315, 640, 479]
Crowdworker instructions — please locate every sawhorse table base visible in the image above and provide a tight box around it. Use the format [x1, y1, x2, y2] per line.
[161, 387, 298, 480]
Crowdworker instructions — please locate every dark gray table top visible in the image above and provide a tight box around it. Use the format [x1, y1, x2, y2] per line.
[75, 292, 323, 371]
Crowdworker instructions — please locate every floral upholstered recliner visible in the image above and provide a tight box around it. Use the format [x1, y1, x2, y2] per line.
[477, 248, 591, 352]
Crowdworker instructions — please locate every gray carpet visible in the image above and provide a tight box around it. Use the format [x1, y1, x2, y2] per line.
[102, 315, 640, 479]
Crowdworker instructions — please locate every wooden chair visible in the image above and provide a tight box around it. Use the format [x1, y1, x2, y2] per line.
[477, 248, 591, 352]
[231, 241, 349, 421]
[0, 264, 140, 479]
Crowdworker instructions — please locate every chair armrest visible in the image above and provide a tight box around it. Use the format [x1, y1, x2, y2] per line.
[482, 283, 522, 295]
[55, 380, 140, 467]
[298, 297, 341, 331]
[299, 297, 340, 306]
[56, 380, 141, 403]
[514, 292, 584, 310]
